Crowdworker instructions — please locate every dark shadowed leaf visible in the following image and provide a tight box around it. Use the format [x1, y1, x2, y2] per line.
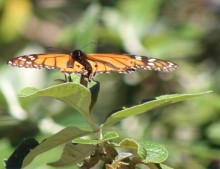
[5, 138, 39, 169]
[146, 163, 174, 169]
[48, 142, 95, 167]
[89, 80, 100, 111]
[22, 126, 93, 168]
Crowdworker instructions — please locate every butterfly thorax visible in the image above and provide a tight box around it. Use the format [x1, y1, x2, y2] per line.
[71, 50, 93, 79]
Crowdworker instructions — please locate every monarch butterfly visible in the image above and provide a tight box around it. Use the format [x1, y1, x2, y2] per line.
[7, 49, 178, 81]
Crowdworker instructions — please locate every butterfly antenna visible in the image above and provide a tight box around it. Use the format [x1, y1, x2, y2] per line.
[80, 42, 97, 50]
[46, 47, 71, 53]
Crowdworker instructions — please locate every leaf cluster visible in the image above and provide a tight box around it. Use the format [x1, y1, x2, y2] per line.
[4, 82, 210, 169]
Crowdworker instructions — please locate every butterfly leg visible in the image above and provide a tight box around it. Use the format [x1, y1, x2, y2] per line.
[64, 74, 67, 82]
[63, 73, 72, 82]
[67, 74, 72, 82]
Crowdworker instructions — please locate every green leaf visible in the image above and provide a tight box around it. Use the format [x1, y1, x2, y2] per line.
[206, 122, 220, 145]
[102, 91, 211, 127]
[102, 132, 119, 141]
[89, 81, 100, 111]
[138, 142, 168, 163]
[119, 138, 138, 149]
[48, 142, 95, 167]
[146, 163, 174, 169]
[22, 126, 93, 168]
[19, 83, 91, 118]
[74, 132, 119, 145]
[159, 164, 174, 169]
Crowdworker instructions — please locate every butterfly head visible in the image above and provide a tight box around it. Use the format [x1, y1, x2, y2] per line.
[71, 50, 85, 59]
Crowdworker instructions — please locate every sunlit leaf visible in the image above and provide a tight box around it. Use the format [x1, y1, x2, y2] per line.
[138, 142, 168, 163]
[102, 91, 211, 127]
[102, 132, 119, 141]
[19, 83, 91, 119]
[119, 138, 138, 149]
[74, 132, 119, 145]
[159, 164, 174, 169]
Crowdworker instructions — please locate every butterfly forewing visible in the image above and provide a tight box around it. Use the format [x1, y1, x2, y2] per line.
[8, 54, 79, 70]
[86, 54, 178, 74]
[140, 56, 178, 72]
[87, 54, 142, 72]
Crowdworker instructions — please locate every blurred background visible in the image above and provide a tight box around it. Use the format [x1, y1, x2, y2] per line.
[0, 0, 220, 168]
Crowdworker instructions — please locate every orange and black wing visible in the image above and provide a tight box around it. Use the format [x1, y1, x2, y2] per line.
[7, 54, 86, 74]
[86, 54, 178, 76]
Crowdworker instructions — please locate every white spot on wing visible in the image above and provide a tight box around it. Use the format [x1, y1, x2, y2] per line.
[19, 57, 27, 61]
[148, 62, 154, 66]
[134, 55, 142, 61]
[168, 62, 174, 68]
[45, 66, 52, 69]
[26, 61, 32, 64]
[156, 67, 161, 71]
[146, 66, 152, 69]
[148, 58, 156, 62]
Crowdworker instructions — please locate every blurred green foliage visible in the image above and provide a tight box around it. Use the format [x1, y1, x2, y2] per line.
[0, 0, 220, 168]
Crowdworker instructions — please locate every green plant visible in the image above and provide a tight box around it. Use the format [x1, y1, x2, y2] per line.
[4, 79, 210, 169]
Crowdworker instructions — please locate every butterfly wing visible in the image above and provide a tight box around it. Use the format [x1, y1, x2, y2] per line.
[8, 52, 178, 81]
[86, 54, 178, 76]
[8, 54, 86, 74]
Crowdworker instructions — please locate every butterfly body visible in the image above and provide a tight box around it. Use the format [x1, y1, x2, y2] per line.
[70, 50, 93, 78]
[8, 49, 178, 81]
